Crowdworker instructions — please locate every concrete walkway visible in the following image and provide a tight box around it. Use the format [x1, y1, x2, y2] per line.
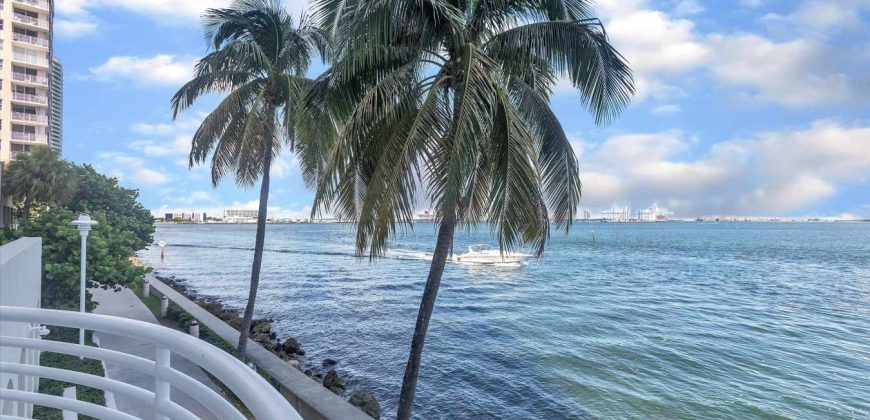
[90, 287, 222, 419]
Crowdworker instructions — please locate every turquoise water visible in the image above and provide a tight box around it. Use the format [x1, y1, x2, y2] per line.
[138, 222, 870, 419]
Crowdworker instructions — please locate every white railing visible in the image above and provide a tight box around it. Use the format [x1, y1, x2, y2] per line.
[12, 33, 49, 48]
[11, 132, 47, 142]
[13, 0, 50, 10]
[11, 112, 47, 123]
[0, 306, 301, 420]
[12, 52, 49, 67]
[12, 72, 49, 85]
[12, 13, 49, 29]
[11, 92, 47, 104]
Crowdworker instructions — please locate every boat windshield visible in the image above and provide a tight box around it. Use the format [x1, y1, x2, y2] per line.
[469, 244, 494, 252]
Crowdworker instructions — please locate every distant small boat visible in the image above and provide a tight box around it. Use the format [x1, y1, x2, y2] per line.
[453, 244, 528, 265]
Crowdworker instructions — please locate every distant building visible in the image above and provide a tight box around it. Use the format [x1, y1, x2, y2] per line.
[48, 56, 62, 152]
[164, 212, 206, 222]
[223, 209, 258, 219]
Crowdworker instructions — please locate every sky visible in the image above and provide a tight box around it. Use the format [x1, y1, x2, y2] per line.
[54, 0, 870, 219]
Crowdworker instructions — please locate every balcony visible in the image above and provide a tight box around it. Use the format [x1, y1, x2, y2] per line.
[0, 306, 301, 420]
[12, 52, 49, 68]
[12, 72, 48, 86]
[12, 92, 48, 105]
[10, 132, 47, 142]
[12, 33, 50, 48]
[12, 0, 50, 10]
[12, 13, 50, 30]
[11, 112, 48, 124]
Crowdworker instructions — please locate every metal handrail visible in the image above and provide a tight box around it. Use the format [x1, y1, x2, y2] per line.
[0, 306, 301, 420]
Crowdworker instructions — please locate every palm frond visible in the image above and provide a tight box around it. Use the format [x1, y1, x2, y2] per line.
[486, 20, 634, 124]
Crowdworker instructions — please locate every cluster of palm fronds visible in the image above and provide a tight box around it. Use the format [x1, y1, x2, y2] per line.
[171, 0, 633, 417]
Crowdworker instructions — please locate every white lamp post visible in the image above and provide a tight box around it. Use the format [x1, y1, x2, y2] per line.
[71, 214, 98, 346]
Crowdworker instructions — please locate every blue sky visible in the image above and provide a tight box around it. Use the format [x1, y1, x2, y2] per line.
[55, 0, 870, 219]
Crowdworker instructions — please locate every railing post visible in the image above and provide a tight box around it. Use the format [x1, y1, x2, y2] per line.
[189, 320, 200, 338]
[160, 295, 168, 318]
[154, 346, 171, 420]
[143, 278, 150, 298]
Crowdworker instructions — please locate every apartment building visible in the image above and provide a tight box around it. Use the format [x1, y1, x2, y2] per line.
[0, 0, 61, 163]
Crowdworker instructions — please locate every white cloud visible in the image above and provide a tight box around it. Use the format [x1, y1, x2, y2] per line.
[61, 0, 232, 20]
[707, 34, 855, 106]
[57, 0, 309, 36]
[673, 0, 703, 16]
[651, 104, 681, 115]
[578, 120, 870, 216]
[590, 2, 708, 101]
[55, 19, 98, 38]
[98, 152, 170, 186]
[89, 55, 195, 86]
[761, 0, 869, 34]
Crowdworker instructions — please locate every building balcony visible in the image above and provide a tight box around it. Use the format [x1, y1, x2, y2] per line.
[12, 53, 49, 68]
[0, 306, 300, 420]
[10, 132, 47, 142]
[12, 72, 49, 86]
[11, 112, 48, 124]
[12, 33, 50, 48]
[12, 13, 50, 30]
[11, 92, 48, 105]
[12, 0, 50, 11]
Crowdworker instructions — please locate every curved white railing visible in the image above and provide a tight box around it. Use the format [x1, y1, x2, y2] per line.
[0, 306, 301, 420]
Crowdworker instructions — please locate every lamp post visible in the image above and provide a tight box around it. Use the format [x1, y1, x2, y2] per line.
[71, 214, 98, 346]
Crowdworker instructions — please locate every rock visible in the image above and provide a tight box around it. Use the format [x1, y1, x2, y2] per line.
[295, 349, 306, 356]
[303, 369, 313, 377]
[288, 360, 300, 370]
[349, 389, 381, 419]
[281, 337, 300, 354]
[219, 310, 238, 321]
[322, 358, 337, 367]
[322, 369, 345, 394]
[252, 333, 271, 343]
[251, 320, 272, 334]
[227, 318, 243, 330]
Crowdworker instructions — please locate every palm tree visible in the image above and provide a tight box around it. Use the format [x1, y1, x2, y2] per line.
[305, 0, 633, 417]
[1, 146, 77, 218]
[171, 0, 328, 358]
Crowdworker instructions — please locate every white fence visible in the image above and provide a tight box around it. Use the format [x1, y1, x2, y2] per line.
[0, 237, 42, 418]
[0, 306, 301, 419]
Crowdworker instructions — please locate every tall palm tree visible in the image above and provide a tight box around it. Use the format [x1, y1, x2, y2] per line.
[305, 0, 633, 417]
[1, 146, 77, 218]
[171, 0, 328, 358]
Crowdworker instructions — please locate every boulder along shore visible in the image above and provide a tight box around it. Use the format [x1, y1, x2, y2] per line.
[151, 273, 382, 419]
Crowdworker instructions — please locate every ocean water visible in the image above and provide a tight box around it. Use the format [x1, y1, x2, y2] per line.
[137, 222, 870, 419]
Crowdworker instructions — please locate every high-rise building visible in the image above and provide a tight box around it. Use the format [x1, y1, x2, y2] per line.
[48, 55, 61, 152]
[0, 0, 61, 163]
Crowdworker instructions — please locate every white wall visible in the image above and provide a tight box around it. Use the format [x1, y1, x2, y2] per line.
[0, 237, 42, 418]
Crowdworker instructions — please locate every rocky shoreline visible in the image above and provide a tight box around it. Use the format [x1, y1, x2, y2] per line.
[152, 274, 381, 419]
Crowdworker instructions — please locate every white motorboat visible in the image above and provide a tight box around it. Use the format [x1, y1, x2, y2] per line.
[453, 244, 528, 265]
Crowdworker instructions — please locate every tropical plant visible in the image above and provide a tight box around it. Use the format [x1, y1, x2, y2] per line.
[171, 0, 329, 358]
[305, 0, 634, 417]
[1, 146, 77, 218]
[1, 160, 153, 310]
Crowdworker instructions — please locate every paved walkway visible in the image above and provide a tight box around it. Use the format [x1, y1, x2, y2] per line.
[90, 287, 221, 419]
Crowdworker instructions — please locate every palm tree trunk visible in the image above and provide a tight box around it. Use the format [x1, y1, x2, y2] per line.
[22, 195, 32, 219]
[396, 211, 456, 420]
[237, 146, 273, 359]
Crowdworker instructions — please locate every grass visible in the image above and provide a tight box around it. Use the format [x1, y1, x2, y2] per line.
[32, 327, 106, 420]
